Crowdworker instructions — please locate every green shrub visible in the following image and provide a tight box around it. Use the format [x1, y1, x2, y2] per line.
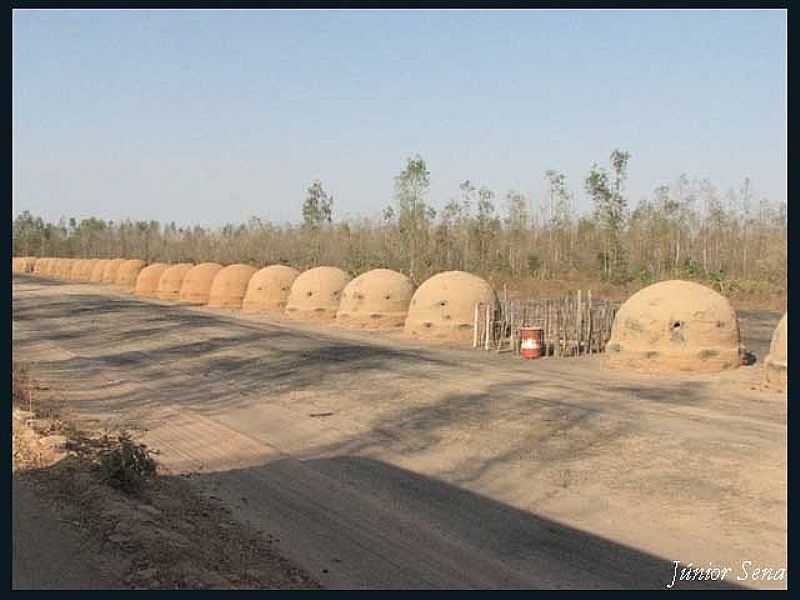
[98, 433, 157, 494]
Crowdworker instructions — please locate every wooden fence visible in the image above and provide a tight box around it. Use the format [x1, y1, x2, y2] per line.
[473, 290, 618, 357]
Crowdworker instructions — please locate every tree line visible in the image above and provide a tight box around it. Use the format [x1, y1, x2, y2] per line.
[12, 149, 787, 293]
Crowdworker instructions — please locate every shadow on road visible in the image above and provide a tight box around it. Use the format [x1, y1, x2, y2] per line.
[194, 454, 743, 589]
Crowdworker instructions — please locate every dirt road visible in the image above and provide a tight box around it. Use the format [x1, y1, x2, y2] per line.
[12, 276, 787, 589]
[13, 478, 125, 589]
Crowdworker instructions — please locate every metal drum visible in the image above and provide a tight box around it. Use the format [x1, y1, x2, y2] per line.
[520, 326, 544, 359]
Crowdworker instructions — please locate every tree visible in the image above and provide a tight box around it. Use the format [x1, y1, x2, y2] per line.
[545, 170, 572, 228]
[502, 190, 529, 276]
[12, 211, 44, 256]
[472, 186, 499, 272]
[393, 155, 432, 281]
[545, 170, 575, 272]
[585, 149, 631, 280]
[302, 179, 334, 229]
[301, 179, 334, 266]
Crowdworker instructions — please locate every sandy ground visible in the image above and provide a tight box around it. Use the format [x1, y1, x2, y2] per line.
[13, 477, 125, 589]
[11, 275, 787, 590]
[12, 405, 318, 590]
[11, 404, 318, 590]
[12, 409, 125, 589]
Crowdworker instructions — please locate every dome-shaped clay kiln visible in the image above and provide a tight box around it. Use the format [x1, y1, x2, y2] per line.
[33, 258, 50, 276]
[134, 263, 170, 297]
[76, 258, 100, 281]
[242, 265, 300, 314]
[404, 271, 497, 344]
[606, 279, 742, 373]
[178, 263, 223, 305]
[68, 259, 87, 280]
[763, 313, 787, 392]
[45, 258, 58, 277]
[60, 259, 78, 280]
[115, 259, 147, 291]
[50, 258, 64, 278]
[16, 256, 38, 274]
[336, 268, 415, 328]
[156, 263, 194, 301]
[89, 259, 111, 283]
[285, 266, 352, 321]
[101, 258, 127, 284]
[207, 264, 258, 308]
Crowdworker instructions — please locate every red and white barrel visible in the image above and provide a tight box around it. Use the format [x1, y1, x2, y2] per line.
[519, 327, 544, 359]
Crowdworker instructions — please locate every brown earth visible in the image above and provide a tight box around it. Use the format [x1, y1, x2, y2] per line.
[12, 379, 318, 590]
[12, 274, 787, 589]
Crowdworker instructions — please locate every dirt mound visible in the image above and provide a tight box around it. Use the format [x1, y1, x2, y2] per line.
[763, 313, 787, 392]
[207, 264, 258, 308]
[115, 260, 147, 291]
[179, 263, 223, 305]
[134, 263, 170, 297]
[404, 271, 497, 344]
[606, 280, 742, 373]
[90, 259, 112, 283]
[156, 263, 194, 302]
[241, 265, 301, 314]
[285, 266, 352, 321]
[102, 259, 127, 284]
[336, 268, 415, 328]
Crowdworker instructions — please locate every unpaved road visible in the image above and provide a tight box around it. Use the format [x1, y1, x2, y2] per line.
[13, 478, 125, 589]
[12, 276, 787, 589]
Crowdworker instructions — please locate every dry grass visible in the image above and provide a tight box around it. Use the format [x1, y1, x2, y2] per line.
[494, 275, 786, 312]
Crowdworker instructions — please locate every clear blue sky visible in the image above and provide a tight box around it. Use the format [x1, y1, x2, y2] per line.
[13, 8, 787, 226]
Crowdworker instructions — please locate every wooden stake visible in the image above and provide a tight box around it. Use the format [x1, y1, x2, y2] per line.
[473, 303, 480, 348]
[576, 289, 582, 357]
[484, 304, 492, 351]
[510, 305, 516, 354]
[587, 290, 593, 355]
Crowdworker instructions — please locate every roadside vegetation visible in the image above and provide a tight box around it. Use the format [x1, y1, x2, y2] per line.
[13, 149, 786, 308]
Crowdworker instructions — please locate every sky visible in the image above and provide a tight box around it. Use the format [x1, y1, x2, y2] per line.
[12, 8, 787, 227]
